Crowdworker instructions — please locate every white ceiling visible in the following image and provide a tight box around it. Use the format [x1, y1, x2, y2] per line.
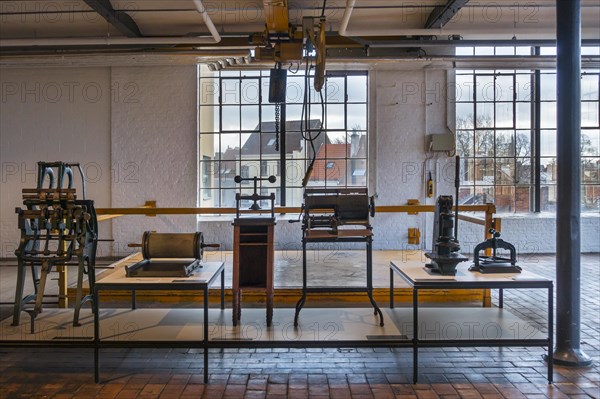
[1, 0, 599, 40]
[0, 0, 598, 67]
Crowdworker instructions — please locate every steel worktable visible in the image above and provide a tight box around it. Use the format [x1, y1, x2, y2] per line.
[390, 260, 553, 384]
[93, 253, 225, 383]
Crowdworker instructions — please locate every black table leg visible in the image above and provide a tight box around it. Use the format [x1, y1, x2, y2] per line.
[94, 286, 100, 383]
[413, 288, 418, 384]
[499, 288, 504, 308]
[204, 286, 209, 384]
[548, 284, 554, 383]
[294, 237, 307, 327]
[366, 237, 384, 326]
[389, 267, 394, 309]
[131, 289, 136, 310]
[220, 270, 225, 310]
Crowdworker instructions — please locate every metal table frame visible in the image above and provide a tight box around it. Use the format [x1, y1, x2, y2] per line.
[93, 260, 225, 384]
[390, 261, 553, 384]
[294, 230, 384, 327]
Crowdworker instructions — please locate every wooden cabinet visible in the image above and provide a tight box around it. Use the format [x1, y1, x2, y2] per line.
[232, 218, 275, 326]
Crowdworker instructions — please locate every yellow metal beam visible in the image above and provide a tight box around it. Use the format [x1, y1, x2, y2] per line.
[263, 0, 289, 33]
[96, 204, 496, 216]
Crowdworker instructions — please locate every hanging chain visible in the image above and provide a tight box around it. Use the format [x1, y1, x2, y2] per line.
[275, 102, 281, 152]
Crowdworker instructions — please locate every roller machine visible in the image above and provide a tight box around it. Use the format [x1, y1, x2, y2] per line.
[13, 162, 98, 327]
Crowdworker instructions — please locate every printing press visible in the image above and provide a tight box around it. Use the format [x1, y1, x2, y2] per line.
[125, 231, 220, 278]
[469, 229, 522, 274]
[293, 187, 384, 327]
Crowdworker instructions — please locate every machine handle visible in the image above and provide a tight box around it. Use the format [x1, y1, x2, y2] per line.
[202, 243, 220, 248]
[128, 243, 142, 248]
[370, 196, 376, 218]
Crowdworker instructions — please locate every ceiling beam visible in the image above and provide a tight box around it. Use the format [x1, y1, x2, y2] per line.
[83, 0, 141, 37]
[424, 0, 470, 29]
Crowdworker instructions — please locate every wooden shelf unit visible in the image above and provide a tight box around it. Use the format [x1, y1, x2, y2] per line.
[232, 218, 275, 326]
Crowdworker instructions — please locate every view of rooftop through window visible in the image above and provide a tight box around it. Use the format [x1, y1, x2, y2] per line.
[198, 69, 368, 209]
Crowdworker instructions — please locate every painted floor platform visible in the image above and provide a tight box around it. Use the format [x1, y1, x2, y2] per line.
[1, 307, 546, 344]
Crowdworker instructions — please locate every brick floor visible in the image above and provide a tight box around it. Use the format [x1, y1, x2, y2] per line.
[0, 254, 599, 398]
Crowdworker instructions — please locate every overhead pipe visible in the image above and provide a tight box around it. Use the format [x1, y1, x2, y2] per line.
[339, 0, 465, 37]
[337, 0, 598, 38]
[0, 0, 220, 47]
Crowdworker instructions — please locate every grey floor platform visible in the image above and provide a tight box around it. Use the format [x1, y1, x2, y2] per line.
[1, 307, 545, 344]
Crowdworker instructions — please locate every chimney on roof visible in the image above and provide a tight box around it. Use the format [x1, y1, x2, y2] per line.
[350, 131, 360, 157]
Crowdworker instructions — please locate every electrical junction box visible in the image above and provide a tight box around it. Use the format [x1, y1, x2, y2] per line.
[428, 133, 455, 152]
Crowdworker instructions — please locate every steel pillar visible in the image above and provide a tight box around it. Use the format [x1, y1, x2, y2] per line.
[553, 0, 592, 367]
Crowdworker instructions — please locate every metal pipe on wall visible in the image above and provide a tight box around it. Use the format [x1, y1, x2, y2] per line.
[553, 0, 592, 367]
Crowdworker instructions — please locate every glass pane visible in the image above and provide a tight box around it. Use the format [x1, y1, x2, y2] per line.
[495, 47, 515, 56]
[495, 75, 514, 101]
[540, 74, 556, 101]
[495, 103, 514, 128]
[221, 106, 240, 131]
[540, 102, 557, 128]
[347, 75, 367, 103]
[261, 105, 275, 123]
[515, 131, 532, 157]
[582, 101, 599, 127]
[495, 130, 515, 157]
[474, 47, 494, 56]
[456, 103, 474, 128]
[476, 75, 495, 101]
[219, 187, 237, 208]
[476, 103, 494, 127]
[540, 130, 556, 156]
[516, 102, 531, 129]
[200, 78, 219, 105]
[326, 77, 346, 103]
[515, 158, 532, 184]
[347, 104, 367, 131]
[286, 76, 305, 104]
[582, 158, 600, 184]
[455, 74, 474, 102]
[474, 159, 495, 184]
[241, 106, 260, 130]
[241, 79, 260, 104]
[514, 185, 531, 212]
[581, 74, 599, 101]
[220, 133, 242, 154]
[494, 186, 515, 213]
[456, 130, 474, 157]
[496, 158, 515, 185]
[455, 47, 473, 56]
[540, 158, 557, 184]
[581, 184, 600, 211]
[326, 104, 345, 129]
[221, 79, 240, 104]
[515, 73, 532, 101]
[458, 186, 475, 205]
[475, 131, 494, 157]
[286, 104, 303, 121]
[582, 129, 600, 156]
[327, 131, 347, 145]
[474, 186, 495, 205]
[540, 185, 556, 212]
[199, 105, 219, 132]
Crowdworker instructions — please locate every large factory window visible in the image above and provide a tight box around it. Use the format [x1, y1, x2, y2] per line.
[199, 69, 368, 209]
[456, 46, 600, 213]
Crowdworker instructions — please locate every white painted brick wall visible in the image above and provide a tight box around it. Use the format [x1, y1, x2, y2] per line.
[110, 66, 199, 256]
[0, 67, 112, 258]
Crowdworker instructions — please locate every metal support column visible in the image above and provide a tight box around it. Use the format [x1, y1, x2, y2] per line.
[553, 0, 592, 367]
